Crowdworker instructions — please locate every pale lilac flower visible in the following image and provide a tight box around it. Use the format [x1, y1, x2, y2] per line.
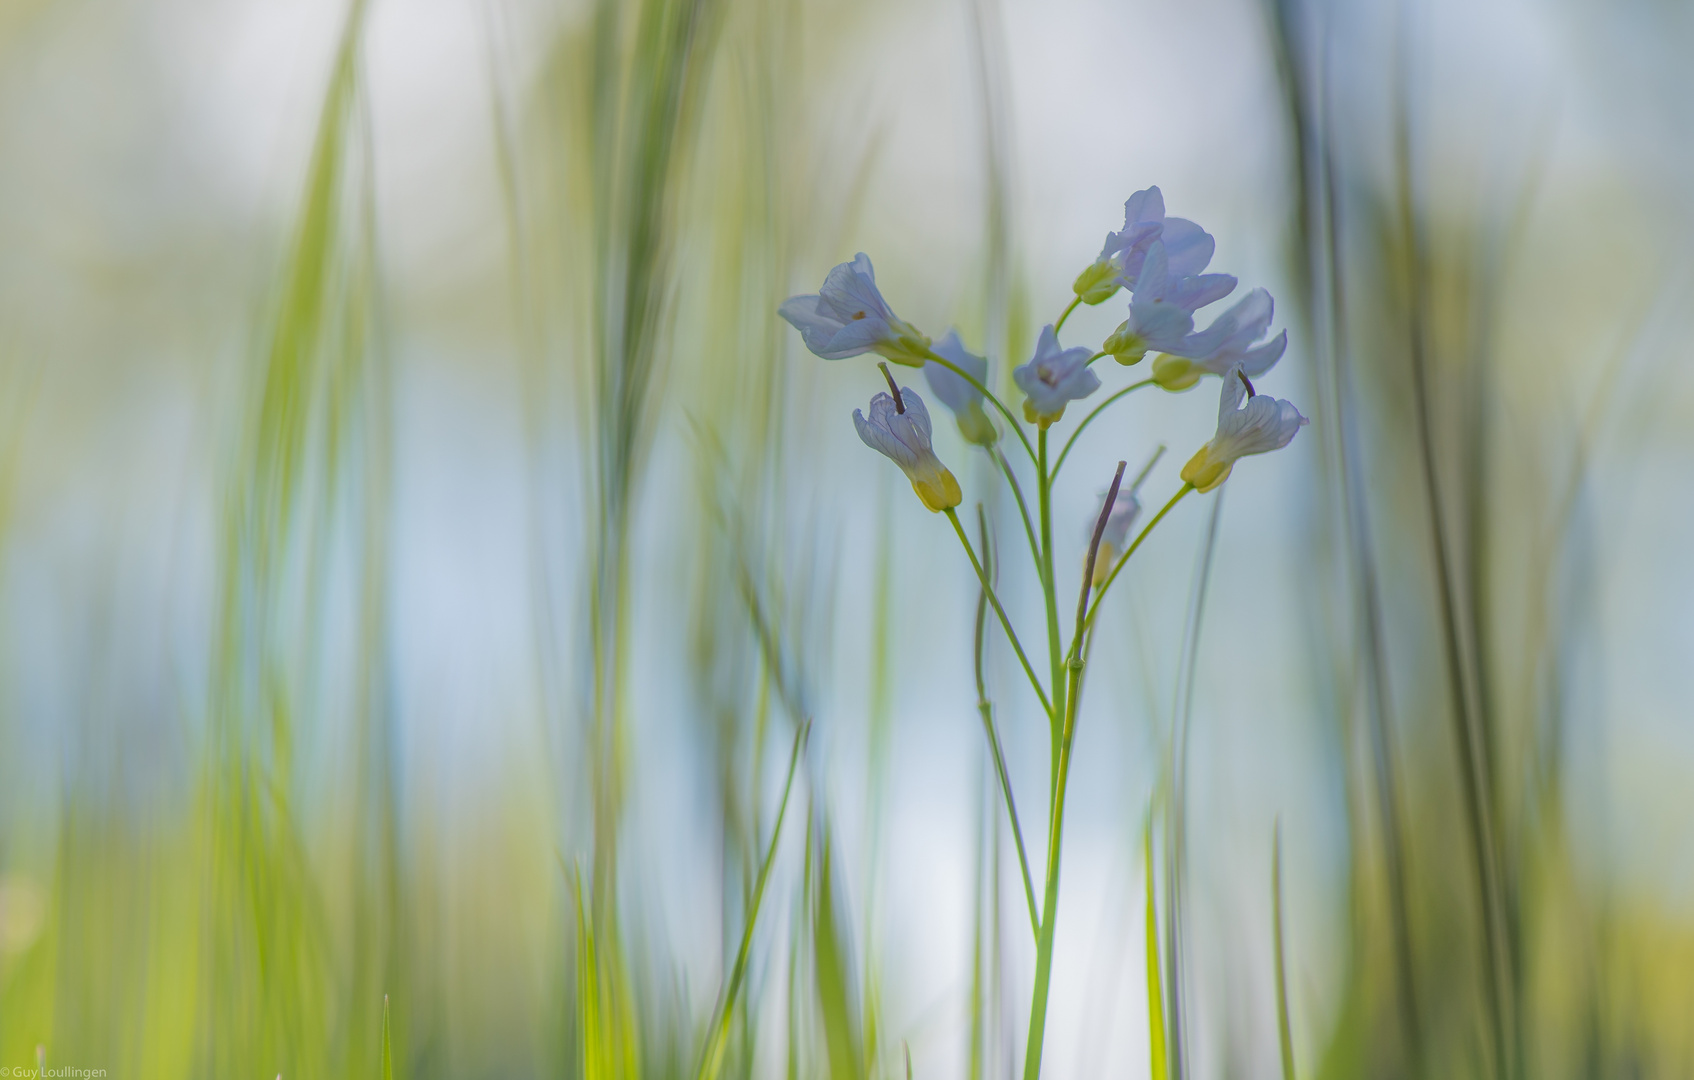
[1152, 287, 1288, 391]
[780, 253, 931, 366]
[1013, 325, 1100, 425]
[1102, 241, 1238, 365]
[1089, 484, 1142, 586]
[1074, 187, 1229, 304]
[854, 386, 962, 512]
[923, 330, 997, 446]
[1180, 368, 1309, 493]
[1072, 188, 1162, 303]
[1151, 217, 1220, 281]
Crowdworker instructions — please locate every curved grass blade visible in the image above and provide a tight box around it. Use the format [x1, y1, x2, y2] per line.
[697, 718, 812, 1080]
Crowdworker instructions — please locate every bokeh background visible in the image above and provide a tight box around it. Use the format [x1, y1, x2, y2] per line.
[0, 0, 1691, 1076]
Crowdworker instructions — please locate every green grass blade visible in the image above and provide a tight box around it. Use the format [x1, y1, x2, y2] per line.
[1145, 818, 1168, 1080]
[1273, 825, 1295, 1080]
[811, 825, 864, 1080]
[698, 718, 811, 1080]
[381, 995, 393, 1080]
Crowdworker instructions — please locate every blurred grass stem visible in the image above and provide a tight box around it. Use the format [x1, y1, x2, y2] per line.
[1144, 820, 1168, 1080]
[1393, 56, 1516, 1079]
[1273, 824, 1295, 1080]
[697, 717, 812, 1080]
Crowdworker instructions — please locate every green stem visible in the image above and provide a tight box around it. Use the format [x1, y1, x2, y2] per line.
[972, 506, 1040, 942]
[980, 700, 1040, 941]
[945, 508, 1054, 718]
[1051, 379, 1155, 480]
[923, 350, 1036, 468]
[1054, 295, 1082, 334]
[1082, 485, 1194, 638]
[1036, 428, 1065, 743]
[1022, 656, 1083, 1080]
[697, 718, 811, 1080]
[1024, 457, 1127, 1080]
[992, 447, 1044, 579]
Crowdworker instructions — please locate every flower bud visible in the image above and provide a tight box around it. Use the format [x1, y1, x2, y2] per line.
[924, 330, 999, 445]
[1179, 445, 1232, 493]
[1072, 259, 1122, 305]
[1152, 353, 1201, 391]
[1102, 321, 1147, 365]
[854, 385, 963, 512]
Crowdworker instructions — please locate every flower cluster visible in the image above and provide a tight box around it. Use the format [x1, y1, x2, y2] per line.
[777, 185, 1306, 519]
[775, 185, 1309, 1080]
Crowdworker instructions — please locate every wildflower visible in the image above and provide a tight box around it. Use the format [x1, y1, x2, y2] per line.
[1102, 240, 1237, 365]
[923, 330, 998, 446]
[1074, 187, 1227, 305]
[1151, 287, 1288, 391]
[854, 382, 962, 512]
[1089, 485, 1142, 586]
[1074, 187, 1165, 303]
[1013, 324, 1100, 426]
[780, 253, 931, 366]
[1180, 368, 1309, 493]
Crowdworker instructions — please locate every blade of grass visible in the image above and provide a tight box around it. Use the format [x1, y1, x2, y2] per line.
[1391, 28, 1514, 1078]
[1164, 482, 1225, 1080]
[1145, 818, 1167, 1080]
[698, 718, 812, 1080]
[382, 995, 393, 1080]
[810, 822, 865, 1080]
[1274, 824, 1296, 1080]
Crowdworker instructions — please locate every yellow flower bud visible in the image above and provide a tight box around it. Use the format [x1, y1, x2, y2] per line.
[911, 465, 964, 513]
[1091, 542, 1119, 586]
[1102, 321, 1147, 365]
[1072, 260, 1122, 305]
[1180, 444, 1233, 493]
[1023, 398, 1065, 426]
[1152, 353, 1201, 391]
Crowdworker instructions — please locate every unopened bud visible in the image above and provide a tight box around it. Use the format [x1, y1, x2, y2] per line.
[1072, 259, 1122, 306]
[1152, 353, 1201, 391]
[1102, 321, 1147, 365]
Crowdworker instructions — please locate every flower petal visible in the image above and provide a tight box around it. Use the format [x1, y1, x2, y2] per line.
[1159, 218, 1215, 277]
[822, 254, 894, 321]
[924, 329, 989, 414]
[1238, 329, 1288, 377]
[855, 405, 918, 469]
